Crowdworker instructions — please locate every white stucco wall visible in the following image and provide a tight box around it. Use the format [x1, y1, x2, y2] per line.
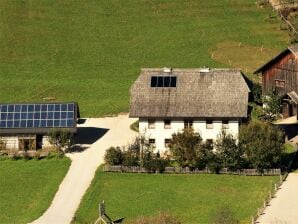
[0, 136, 19, 149]
[139, 118, 239, 152]
[42, 136, 52, 148]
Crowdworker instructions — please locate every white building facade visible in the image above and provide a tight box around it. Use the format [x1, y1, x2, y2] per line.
[139, 119, 239, 152]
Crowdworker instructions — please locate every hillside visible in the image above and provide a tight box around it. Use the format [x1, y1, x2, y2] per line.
[0, 0, 288, 116]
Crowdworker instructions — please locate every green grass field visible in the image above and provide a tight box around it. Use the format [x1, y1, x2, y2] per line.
[0, 158, 70, 224]
[0, 0, 288, 116]
[74, 170, 278, 223]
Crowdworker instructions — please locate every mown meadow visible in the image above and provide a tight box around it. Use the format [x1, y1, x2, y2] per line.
[74, 170, 279, 223]
[0, 0, 288, 116]
[0, 158, 71, 223]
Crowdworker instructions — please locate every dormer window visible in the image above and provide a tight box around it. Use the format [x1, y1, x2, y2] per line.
[151, 76, 177, 88]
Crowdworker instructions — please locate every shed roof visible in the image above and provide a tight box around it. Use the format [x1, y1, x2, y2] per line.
[286, 91, 298, 104]
[254, 44, 298, 74]
[129, 68, 250, 118]
[0, 102, 79, 135]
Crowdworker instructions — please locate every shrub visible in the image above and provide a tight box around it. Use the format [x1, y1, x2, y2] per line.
[122, 150, 139, 166]
[262, 90, 282, 122]
[215, 130, 243, 171]
[104, 147, 123, 165]
[207, 154, 222, 174]
[196, 142, 214, 169]
[169, 128, 202, 168]
[239, 121, 284, 171]
[252, 84, 262, 105]
[48, 128, 74, 151]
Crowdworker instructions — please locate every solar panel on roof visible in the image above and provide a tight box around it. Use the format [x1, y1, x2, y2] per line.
[150, 76, 177, 88]
[0, 103, 76, 129]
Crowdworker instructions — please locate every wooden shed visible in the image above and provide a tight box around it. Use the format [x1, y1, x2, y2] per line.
[254, 45, 298, 118]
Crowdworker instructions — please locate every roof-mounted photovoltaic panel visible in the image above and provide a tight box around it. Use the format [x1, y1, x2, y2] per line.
[0, 103, 77, 129]
[150, 76, 177, 88]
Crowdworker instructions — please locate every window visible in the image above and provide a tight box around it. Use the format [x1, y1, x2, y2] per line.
[164, 119, 171, 129]
[149, 139, 156, 148]
[222, 120, 229, 129]
[165, 139, 171, 148]
[275, 80, 285, 88]
[206, 120, 213, 129]
[151, 76, 177, 87]
[206, 139, 213, 148]
[184, 120, 193, 129]
[148, 119, 155, 129]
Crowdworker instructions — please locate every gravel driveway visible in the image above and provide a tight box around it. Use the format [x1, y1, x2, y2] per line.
[32, 114, 137, 224]
[257, 172, 298, 224]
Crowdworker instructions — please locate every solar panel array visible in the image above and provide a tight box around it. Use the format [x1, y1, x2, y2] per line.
[150, 76, 177, 88]
[0, 103, 76, 129]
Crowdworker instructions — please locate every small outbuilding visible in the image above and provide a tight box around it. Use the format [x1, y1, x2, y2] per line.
[129, 68, 250, 152]
[254, 44, 298, 118]
[0, 102, 79, 151]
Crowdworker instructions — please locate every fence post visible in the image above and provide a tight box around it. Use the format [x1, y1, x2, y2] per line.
[274, 183, 277, 191]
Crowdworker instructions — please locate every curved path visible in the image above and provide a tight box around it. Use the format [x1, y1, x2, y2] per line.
[257, 172, 298, 224]
[32, 114, 137, 224]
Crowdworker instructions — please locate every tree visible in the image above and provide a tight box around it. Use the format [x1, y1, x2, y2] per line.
[239, 121, 284, 171]
[262, 90, 282, 122]
[48, 129, 74, 152]
[196, 141, 214, 169]
[104, 146, 123, 165]
[215, 130, 243, 171]
[252, 84, 262, 105]
[169, 128, 202, 168]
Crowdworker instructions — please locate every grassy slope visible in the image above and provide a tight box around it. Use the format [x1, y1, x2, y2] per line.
[74, 171, 278, 223]
[0, 0, 288, 116]
[0, 158, 71, 224]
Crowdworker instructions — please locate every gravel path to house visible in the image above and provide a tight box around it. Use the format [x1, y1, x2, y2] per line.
[257, 172, 298, 224]
[32, 114, 137, 224]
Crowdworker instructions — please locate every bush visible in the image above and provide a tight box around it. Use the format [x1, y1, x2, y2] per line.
[239, 121, 284, 171]
[207, 154, 222, 174]
[215, 130, 243, 171]
[122, 150, 139, 166]
[104, 147, 123, 165]
[48, 128, 74, 151]
[262, 90, 282, 122]
[196, 142, 214, 169]
[169, 128, 202, 168]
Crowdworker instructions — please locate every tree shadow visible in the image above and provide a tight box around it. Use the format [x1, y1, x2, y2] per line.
[74, 127, 109, 145]
[66, 145, 90, 153]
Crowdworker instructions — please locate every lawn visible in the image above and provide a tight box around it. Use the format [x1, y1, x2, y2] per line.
[0, 0, 288, 117]
[0, 158, 71, 224]
[74, 170, 278, 223]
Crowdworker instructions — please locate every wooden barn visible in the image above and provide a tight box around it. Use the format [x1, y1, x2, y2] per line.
[254, 45, 298, 118]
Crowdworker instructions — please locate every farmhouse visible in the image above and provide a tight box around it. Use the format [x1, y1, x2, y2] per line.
[254, 45, 298, 118]
[129, 68, 250, 152]
[0, 102, 79, 150]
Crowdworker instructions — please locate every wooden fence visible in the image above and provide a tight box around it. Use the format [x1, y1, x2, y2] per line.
[103, 165, 281, 176]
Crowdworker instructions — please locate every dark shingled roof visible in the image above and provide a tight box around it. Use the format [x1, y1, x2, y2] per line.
[129, 68, 250, 118]
[254, 44, 298, 74]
